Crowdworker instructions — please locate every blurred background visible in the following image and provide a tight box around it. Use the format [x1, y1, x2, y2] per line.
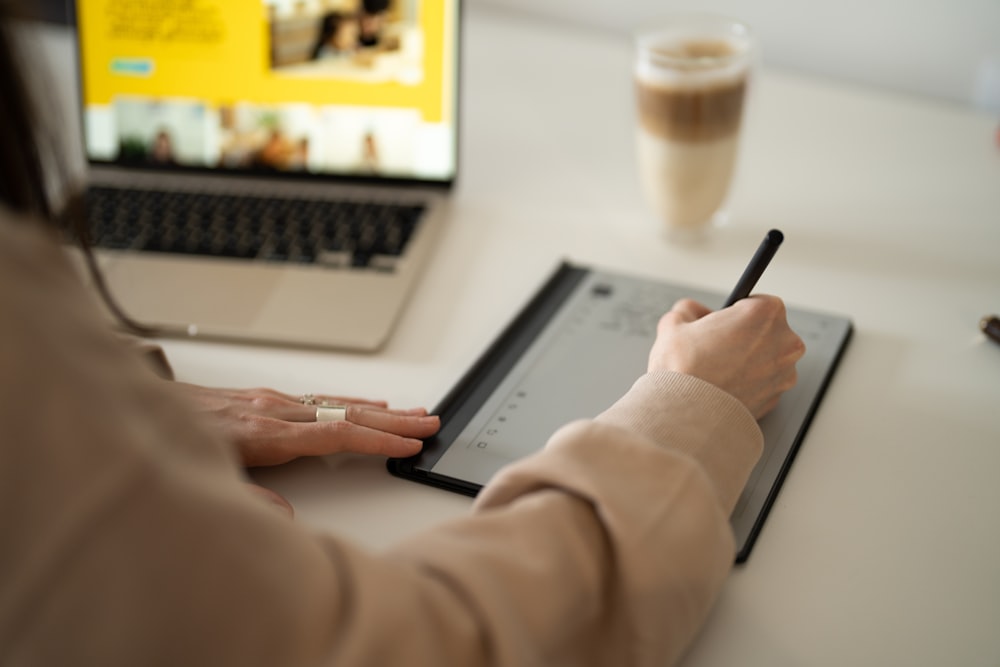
[26, 0, 1000, 110]
[473, 0, 1000, 111]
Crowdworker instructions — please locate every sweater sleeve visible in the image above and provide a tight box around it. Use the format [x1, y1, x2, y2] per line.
[369, 372, 763, 666]
[0, 217, 762, 667]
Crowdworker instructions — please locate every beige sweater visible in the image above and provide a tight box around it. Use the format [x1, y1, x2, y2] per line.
[0, 215, 762, 666]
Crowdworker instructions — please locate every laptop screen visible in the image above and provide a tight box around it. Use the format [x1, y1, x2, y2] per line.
[75, 0, 460, 184]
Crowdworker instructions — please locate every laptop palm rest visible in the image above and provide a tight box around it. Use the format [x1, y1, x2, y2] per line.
[100, 251, 408, 349]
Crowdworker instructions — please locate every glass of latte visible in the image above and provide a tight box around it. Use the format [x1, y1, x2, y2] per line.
[634, 14, 755, 241]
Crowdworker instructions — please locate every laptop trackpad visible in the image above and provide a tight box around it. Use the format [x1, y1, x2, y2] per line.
[102, 253, 282, 331]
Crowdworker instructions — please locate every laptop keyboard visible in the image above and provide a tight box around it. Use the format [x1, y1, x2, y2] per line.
[85, 186, 426, 271]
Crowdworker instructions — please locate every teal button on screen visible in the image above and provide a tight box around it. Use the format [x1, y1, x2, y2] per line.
[110, 58, 154, 76]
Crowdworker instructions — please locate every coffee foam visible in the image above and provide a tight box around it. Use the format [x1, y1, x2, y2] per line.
[634, 35, 751, 89]
[634, 34, 750, 143]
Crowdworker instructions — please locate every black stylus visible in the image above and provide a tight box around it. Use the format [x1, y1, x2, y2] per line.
[722, 229, 784, 307]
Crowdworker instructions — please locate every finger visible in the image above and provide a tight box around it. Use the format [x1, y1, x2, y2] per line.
[306, 395, 390, 409]
[330, 423, 428, 458]
[285, 403, 432, 424]
[238, 390, 412, 423]
[343, 405, 440, 438]
[294, 407, 439, 459]
[735, 293, 786, 320]
[240, 408, 439, 465]
[289, 420, 428, 460]
[265, 387, 390, 408]
[660, 298, 712, 329]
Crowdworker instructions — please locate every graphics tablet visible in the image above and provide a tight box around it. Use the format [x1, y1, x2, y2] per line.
[388, 262, 852, 562]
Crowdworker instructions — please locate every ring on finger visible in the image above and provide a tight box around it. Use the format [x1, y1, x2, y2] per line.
[299, 393, 317, 406]
[316, 404, 348, 422]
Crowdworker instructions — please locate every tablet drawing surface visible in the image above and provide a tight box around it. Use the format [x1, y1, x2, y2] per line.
[389, 263, 852, 562]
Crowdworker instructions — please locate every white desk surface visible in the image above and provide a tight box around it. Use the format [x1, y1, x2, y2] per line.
[45, 4, 1000, 665]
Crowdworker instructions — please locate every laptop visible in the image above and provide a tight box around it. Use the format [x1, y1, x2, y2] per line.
[72, 0, 461, 351]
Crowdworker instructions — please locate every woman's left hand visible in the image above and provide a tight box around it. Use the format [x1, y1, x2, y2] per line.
[173, 383, 440, 467]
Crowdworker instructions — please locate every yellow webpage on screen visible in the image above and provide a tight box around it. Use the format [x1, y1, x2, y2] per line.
[78, 0, 458, 180]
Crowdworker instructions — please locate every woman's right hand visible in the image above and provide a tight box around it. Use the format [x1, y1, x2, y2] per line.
[648, 296, 806, 419]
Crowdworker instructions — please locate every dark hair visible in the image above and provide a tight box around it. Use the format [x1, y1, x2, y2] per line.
[362, 0, 390, 14]
[311, 11, 350, 60]
[0, 5, 53, 220]
[0, 2, 153, 334]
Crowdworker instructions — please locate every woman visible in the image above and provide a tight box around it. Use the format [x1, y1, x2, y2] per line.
[0, 4, 804, 666]
[310, 11, 359, 60]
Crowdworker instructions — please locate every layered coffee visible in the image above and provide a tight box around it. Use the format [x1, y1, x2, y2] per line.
[634, 28, 752, 235]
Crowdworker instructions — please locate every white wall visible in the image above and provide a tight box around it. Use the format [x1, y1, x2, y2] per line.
[473, 0, 1000, 110]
